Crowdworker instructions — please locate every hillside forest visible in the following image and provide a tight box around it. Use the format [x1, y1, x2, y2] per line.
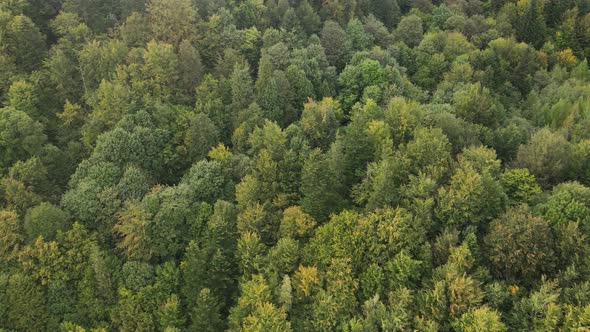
[3, 0, 590, 331]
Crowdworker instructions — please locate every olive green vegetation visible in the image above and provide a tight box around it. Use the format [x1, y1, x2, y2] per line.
[3, 0, 590, 331]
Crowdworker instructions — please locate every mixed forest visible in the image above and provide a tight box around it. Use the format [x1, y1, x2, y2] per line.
[3, 0, 590, 330]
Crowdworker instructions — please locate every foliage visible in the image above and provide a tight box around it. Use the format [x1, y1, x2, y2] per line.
[1, 0, 590, 330]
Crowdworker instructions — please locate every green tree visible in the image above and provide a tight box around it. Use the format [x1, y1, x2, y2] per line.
[500, 168, 541, 204]
[6, 273, 48, 331]
[320, 20, 350, 70]
[3, 14, 46, 71]
[515, 0, 546, 49]
[184, 113, 220, 162]
[297, 1, 321, 35]
[242, 302, 292, 332]
[394, 15, 423, 47]
[6, 80, 40, 117]
[515, 128, 572, 187]
[338, 58, 387, 111]
[484, 206, 555, 282]
[452, 82, 505, 127]
[346, 18, 371, 53]
[140, 40, 179, 101]
[78, 39, 128, 95]
[368, 0, 400, 29]
[82, 80, 132, 147]
[323, 0, 357, 25]
[536, 182, 590, 231]
[146, 0, 198, 46]
[300, 149, 345, 221]
[180, 160, 233, 204]
[189, 288, 223, 332]
[177, 40, 204, 103]
[118, 12, 150, 47]
[255, 53, 283, 123]
[62, 0, 117, 32]
[24, 203, 69, 243]
[195, 74, 228, 137]
[229, 63, 255, 128]
[435, 164, 507, 231]
[0, 107, 46, 173]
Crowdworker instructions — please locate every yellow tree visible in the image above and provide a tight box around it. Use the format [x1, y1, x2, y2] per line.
[114, 200, 152, 262]
[146, 0, 198, 46]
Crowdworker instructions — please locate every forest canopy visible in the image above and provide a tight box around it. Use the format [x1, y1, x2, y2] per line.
[2, 0, 590, 331]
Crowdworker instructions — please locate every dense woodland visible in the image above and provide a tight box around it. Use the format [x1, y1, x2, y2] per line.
[3, 0, 590, 331]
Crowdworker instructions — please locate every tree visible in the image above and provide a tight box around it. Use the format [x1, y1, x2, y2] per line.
[146, 0, 198, 46]
[242, 302, 292, 332]
[514, 128, 572, 187]
[195, 74, 228, 137]
[572, 140, 590, 186]
[413, 32, 475, 90]
[114, 200, 152, 261]
[255, 53, 283, 123]
[6, 156, 50, 199]
[394, 15, 423, 47]
[91, 125, 168, 176]
[24, 203, 69, 243]
[6, 273, 48, 331]
[509, 279, 562, 331]
[286, 65, 314, 116]
[452, 82, 505, 127]
[338, 58, 387, 111]
[0, 107, 46, 173]
[62, 0, 118, 32]
[6, 80, 40, 117]
[353, 152, 410, 210]
[435, 164, 507, 231]
[403, 127, 452, 181]
[189, 288, 223, 332]
[310, 258, 358, 330]
[184, 113, 220, 162]
[146, 186, 199, 259]
[3, 0, 590, 330]
[452, 306, 506, 332]
[182, 200, 238, 313]
[301, 98, 341, 150]
[536, 182, 590, 231]
[323, 0, 357, 25]
[78, 39, 128, 95]
[0, 210, 22, 260]
[3, 14, 46, 71]
[118, 12, 150, 47]
[82, 80, 132, 147]
[227, 274, 275, 330]
[300, 149, 345, 221]
[117, 165, 152, 201]
[368, 0, 400, 29]
[178, 40, 203, 102]
[346, 18, 371, 53]
[180, 160, 233, 204]
[297, 1, 321, 35]
[484, 206, 555, 282]
[229, 63, 255, 128]
[500, 168, 541, 204]
[141, 40, 179, 101]
[320, 20, 350, 70]
[280, 206, 316, 240]
[515, 0, 546, 49]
